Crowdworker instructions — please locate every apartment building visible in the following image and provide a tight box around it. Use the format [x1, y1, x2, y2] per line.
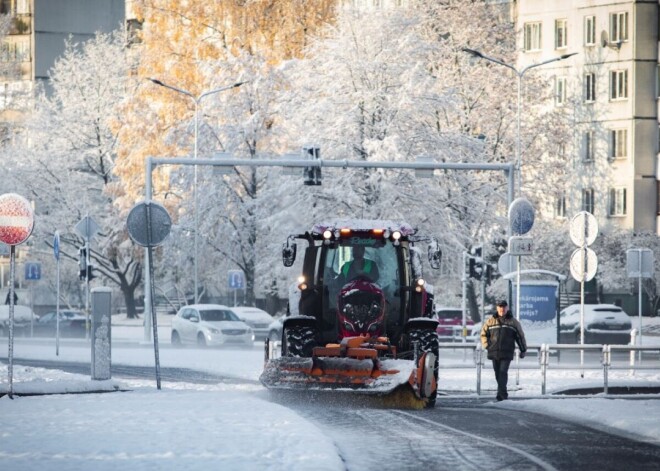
[0, 0, 124, 292]
[515, 0, 659, 233]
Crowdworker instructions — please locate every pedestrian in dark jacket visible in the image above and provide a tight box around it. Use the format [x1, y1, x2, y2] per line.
[480, 300, 527, 401]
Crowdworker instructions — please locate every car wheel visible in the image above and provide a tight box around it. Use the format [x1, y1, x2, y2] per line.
[171, 330, 181, 347]
[197, 332, 207, 348]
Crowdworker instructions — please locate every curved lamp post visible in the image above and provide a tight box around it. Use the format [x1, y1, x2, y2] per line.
[461, 48, 577, 196]
[148, 78, 246, 302]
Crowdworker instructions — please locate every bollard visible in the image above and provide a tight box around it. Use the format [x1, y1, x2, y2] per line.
[540, 344, 547, 395]
[91, 287, 112, 380]
[629, 329, 637, 376]
[603, 345, 610, 394]
[475, 344, 482, 395]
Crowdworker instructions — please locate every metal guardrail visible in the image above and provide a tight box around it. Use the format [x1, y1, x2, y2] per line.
[438, 342, 660, 395]
[264, 339, 660, 396]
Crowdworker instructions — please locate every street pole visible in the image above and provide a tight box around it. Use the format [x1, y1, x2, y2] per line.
[461, 49, 577, 196]
[148, 78, 246, 303]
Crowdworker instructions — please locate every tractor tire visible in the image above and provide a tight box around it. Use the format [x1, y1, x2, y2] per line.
[282, 324, 317, 357]
[408, 327, 440, 408]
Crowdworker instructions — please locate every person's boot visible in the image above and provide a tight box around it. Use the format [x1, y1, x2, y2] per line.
[496, 394, 503, 401]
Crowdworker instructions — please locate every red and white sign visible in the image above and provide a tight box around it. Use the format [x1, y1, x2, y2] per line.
[0, 193, 34, 246]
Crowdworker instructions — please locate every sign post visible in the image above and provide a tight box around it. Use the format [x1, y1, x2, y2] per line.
[53, 231, 61, 355]
[626, 248, 653, 362]
[569, 211, 599, 376]
[127, 201, 172, 390]
[0, 193, 35, 399]
[24, 261, 40, 337]
[75, 215, 100, 340]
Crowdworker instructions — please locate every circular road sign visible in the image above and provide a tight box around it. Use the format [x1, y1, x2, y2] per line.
[497, 252, 516, 276]
[0, 193, 34, 246]
[127, 201, 172, 247]
[570, 247, 598, 282]
[508, 197, 535, 235]
[570, 211, 598, 247]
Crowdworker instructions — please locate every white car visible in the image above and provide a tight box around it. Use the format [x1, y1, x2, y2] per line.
[171, 304, 254, 347]
[559, 304, 633, 344]
[229, 306, 273, 341]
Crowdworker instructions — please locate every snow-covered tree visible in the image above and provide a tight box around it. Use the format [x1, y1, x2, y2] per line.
[11, 30, 145, 317]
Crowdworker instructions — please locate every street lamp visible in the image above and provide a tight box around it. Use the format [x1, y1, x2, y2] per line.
[461, 48, 577, 196]
[148, 78, 246, 302]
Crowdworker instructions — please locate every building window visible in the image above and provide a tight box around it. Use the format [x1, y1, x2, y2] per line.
[609, 187, 627, 216]
[585, 72, 596, 102]
[555, 76, 567, 105]
[582, 188, 595, 214]
[610, 69, 628, 100]
[524, 22, 542, 52]
[555, 19, 567, 49]
[610, 12, 628, 43]
[583, 131, 595, 162]
[584, 15, 596, 46]
[555, 195, 567, 218]
[610, 129, 627, 159]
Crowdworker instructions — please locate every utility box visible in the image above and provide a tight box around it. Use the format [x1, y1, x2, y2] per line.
[91, 287, 112, 380]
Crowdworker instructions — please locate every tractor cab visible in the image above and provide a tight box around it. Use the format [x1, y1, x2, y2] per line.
[282, 219, 440, 348]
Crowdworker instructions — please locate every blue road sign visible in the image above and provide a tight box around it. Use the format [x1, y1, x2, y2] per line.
[53, 232, 60, 261]
[25, 261, 42, 281]
[228, 270, 245, 289]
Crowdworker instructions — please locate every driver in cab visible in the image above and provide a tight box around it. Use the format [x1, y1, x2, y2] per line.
[340, 246, 380, 283]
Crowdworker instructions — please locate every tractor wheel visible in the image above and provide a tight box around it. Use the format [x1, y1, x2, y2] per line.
[408, 327, 440, 408]
[282, 324, 317, 357]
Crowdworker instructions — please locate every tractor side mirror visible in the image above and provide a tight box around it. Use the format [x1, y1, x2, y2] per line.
[428, 239, 441, 270]
[282, 238, 297, 267]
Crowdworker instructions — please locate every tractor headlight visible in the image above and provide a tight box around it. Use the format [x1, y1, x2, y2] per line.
[415, 278, 425, 293]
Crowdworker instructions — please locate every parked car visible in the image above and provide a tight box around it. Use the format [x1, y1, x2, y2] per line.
[171, 304, 254, 348]
[434, 306, 474, 340]
[0, 305, 34, 337]
[228, 306, 273, 341]
[34, 310, 87, 338]
[559, 304, 633, 344]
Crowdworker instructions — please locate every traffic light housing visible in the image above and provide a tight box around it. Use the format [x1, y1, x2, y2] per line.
[80, 265, 96, 281]
[79, 247, 96, 281]
[469, 258, 482, 280]
[469, 245, 483, 280]
[303, 146, 322, 185]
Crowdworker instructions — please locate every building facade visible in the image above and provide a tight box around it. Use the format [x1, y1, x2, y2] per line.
[515, 0, 659, 233]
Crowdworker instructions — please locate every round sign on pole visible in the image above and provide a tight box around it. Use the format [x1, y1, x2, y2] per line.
[570, 211, 598, 247]
[0, 193, 34, 246]
[127, 201, 172, 247]
[570, 247, 598, 282]
[53, 231, 60, 261]
[497, 252, 516, 276]
[508, 197, 535, 235]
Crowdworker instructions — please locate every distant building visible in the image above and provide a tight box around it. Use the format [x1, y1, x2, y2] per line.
[514, 0, 659, 233]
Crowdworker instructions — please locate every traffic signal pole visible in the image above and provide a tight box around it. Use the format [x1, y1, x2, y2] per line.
[143, 155, 516, 341]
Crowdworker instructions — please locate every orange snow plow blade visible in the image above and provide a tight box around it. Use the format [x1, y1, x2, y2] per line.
[260, 336, 436, 407]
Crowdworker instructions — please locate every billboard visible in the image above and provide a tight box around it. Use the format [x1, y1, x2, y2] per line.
[513, 282, 558, 322]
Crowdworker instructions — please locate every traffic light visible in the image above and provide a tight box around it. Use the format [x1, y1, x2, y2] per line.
[469, 258, 482, 280]
[79, 247, 96, 281]
[303, 146, 322, 185]
[468, 245, 483, 280]
[80, 266, 96, 281]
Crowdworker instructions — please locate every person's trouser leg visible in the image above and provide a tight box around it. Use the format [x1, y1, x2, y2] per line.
[494, 359, 511, 399]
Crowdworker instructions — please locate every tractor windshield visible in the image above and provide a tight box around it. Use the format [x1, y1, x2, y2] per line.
[322, 240, 401, 317]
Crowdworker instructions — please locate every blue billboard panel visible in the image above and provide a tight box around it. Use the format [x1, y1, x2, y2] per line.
[513, 283, 557, 322]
